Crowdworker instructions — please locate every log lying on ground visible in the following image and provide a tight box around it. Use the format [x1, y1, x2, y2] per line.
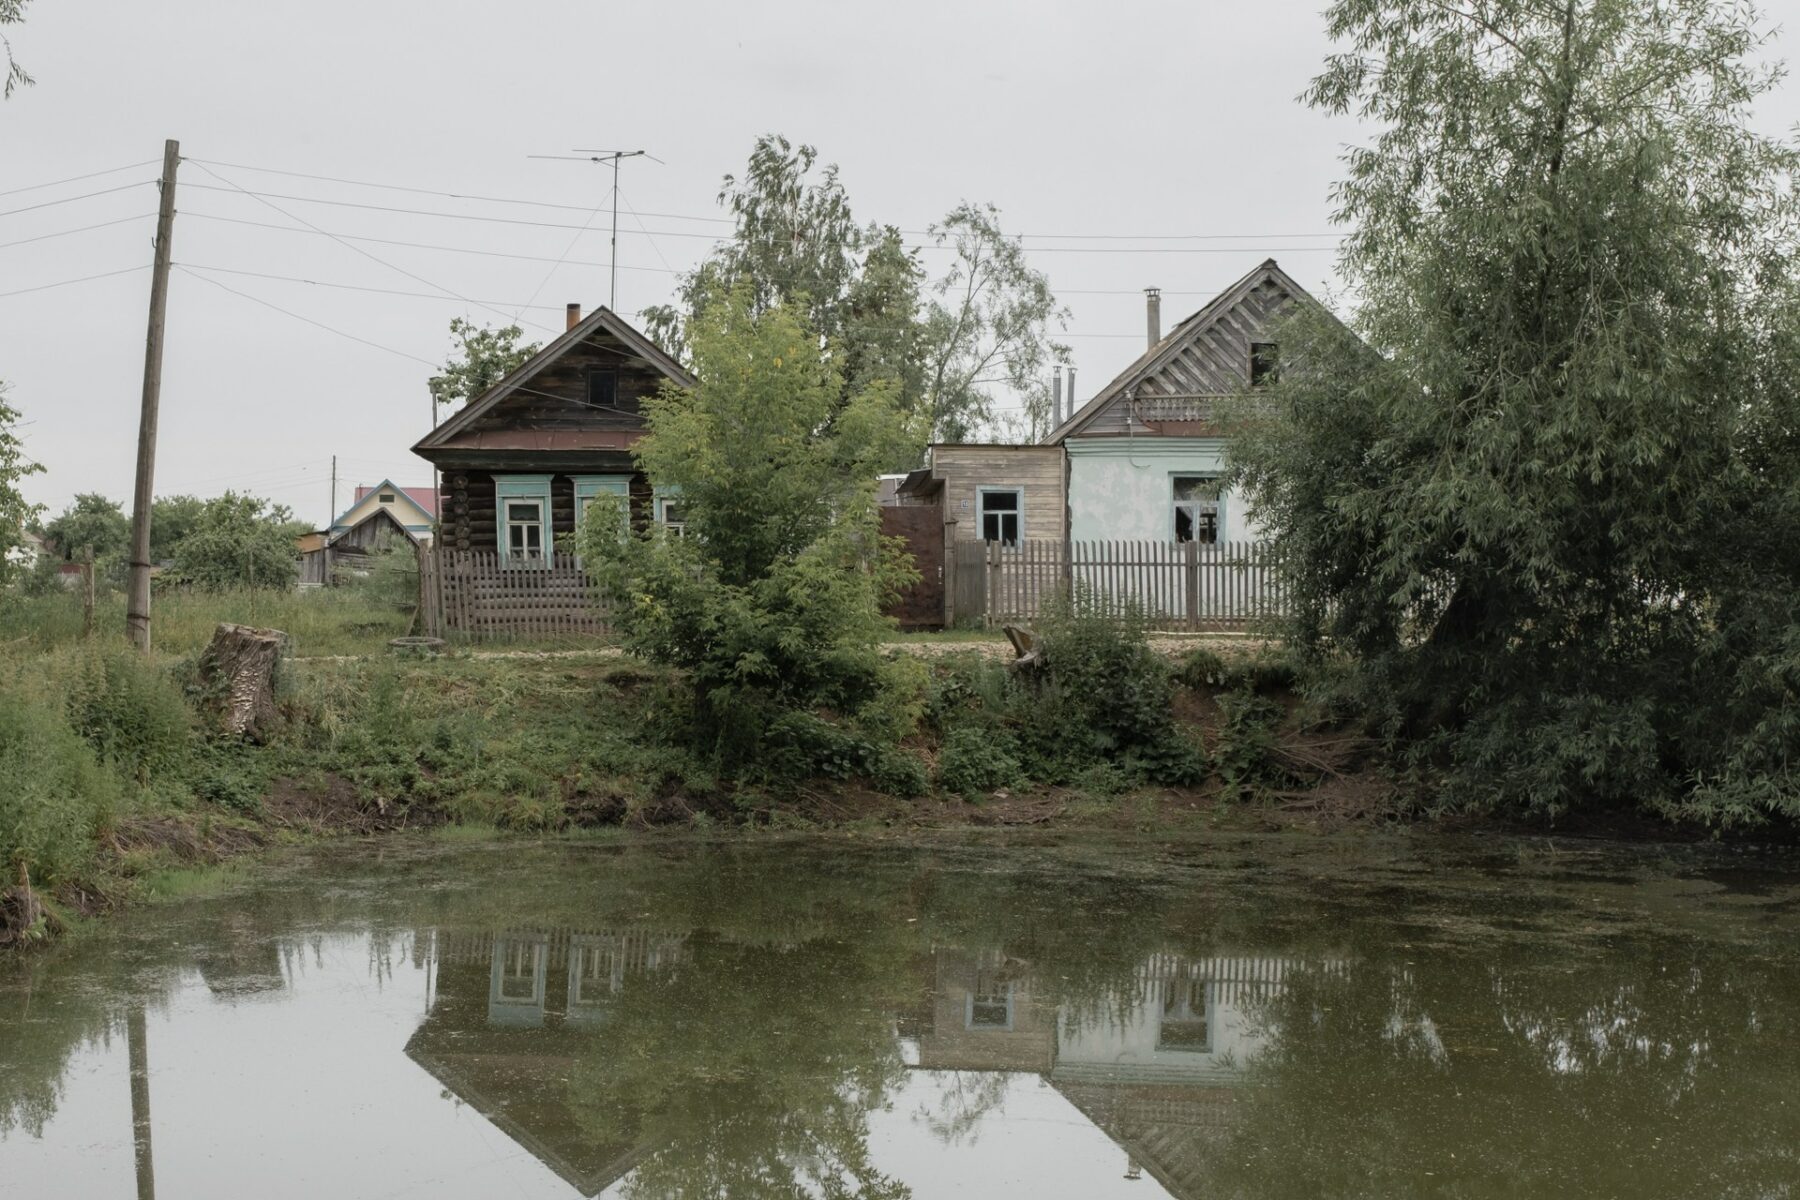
[197, 623, 289, 742]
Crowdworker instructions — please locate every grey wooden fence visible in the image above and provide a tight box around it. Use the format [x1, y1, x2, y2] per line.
[417, 547, 610, 640]
[952, 539, 1288, 630]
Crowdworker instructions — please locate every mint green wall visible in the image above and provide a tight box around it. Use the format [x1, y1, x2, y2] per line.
[1065, 437, 1260, 543]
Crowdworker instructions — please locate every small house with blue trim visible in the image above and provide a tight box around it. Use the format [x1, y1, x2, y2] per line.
[1045, 259, 1315, 546]
[411, 303, 695, 562]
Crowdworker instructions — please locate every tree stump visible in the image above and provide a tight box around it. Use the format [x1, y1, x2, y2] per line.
[198, 623, 289, 742]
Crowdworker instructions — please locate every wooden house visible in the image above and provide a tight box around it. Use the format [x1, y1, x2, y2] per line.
[889, 443, 1066, 627]
[411, 304, 696, 561]
[1046, 259, 1318, 545]
[328, 480, 436, 544]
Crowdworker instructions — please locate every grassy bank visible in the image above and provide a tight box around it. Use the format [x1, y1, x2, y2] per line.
[0, 588, 1373, 946]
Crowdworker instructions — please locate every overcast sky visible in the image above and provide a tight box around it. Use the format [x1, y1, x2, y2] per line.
[2, 0, 1796, 527]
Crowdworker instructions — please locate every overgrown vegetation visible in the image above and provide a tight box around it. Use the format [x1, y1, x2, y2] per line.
[580, 290, 928, 789]
[1231, 0, 1800, 826]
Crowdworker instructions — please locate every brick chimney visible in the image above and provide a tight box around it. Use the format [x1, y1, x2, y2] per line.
[1145, 287, 1161, 350]
[565, 303, 582, 331]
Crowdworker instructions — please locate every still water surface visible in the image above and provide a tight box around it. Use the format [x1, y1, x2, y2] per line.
[2, 834, 1797, 1199]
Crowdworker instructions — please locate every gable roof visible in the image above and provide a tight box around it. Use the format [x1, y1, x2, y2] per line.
[330, 477, 435, 531]
[353, 483, 438, 519]
[413, 306, 696, 454]
[327, 504, 421, 548]
[1045, 259, 1319, 444]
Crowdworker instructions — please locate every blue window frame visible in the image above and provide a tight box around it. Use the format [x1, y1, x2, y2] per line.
[572, 475, 631, 541]
[495, 475, 552, 565]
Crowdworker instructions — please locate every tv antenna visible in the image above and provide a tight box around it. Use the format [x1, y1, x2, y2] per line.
[527, 148, 661, 309]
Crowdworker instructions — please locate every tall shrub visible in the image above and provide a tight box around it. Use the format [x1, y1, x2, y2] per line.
[581, 291, 925, 778]
[1231, 0, 1800, 822]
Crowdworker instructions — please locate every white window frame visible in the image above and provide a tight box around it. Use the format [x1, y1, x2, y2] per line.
[495, 475, 553, 566]
[1171, 475, 1224, 545]
[976, 486, 1024, 546]
[654, 489, 687, 538]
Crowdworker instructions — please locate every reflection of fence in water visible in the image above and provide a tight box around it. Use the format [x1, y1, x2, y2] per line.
[954, 540, 1290, 630]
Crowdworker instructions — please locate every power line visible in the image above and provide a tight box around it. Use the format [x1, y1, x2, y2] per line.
[0, 264, 147, 299]
[177, 181, 1340, 253]
[0, 181, 153, 219]
[176, 262, 569, 310]
[182, 210, 682, 274]
[0, 213, 154, 250]
[185, 162, 559, 335]
[175, 265, 440, 367]
[182, 156, 1342, 243]
[0, 160, 158, 199]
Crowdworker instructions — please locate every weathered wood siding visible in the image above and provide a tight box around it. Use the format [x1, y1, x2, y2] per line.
[460, 328, 670, 437]
[438, 470, 653, 553]
[928, 445, 1065, 545]
[1079, 276, 1292, 436]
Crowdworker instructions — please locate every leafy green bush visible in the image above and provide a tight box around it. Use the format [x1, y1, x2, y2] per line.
[936, 726, 1023, 796]
[0, 684, 119, 884]
[1013, 591, 1206, 786]
[1213, 689, 1289, 798]
[581, 292, 923, 783]
[65, 647, 192, 786]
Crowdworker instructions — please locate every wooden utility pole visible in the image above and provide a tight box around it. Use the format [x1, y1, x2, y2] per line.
[126, 139, 180, 653]
[82, 545, 96, 638]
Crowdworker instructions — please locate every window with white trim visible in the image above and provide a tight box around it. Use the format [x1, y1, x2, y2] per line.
[1157, 978, 1212, 1052]
[504, 499, 545, 562]
[1172, 476, 1222, 544]
[656, 496, 687, 537]
[573, 476, 631, 541]
[495, 475, 553, 564]
[977, 487, 1022, 546]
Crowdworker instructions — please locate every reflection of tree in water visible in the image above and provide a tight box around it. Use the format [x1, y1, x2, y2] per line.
[911, 1070, 1012, 1147]
[565, 931, 918, 1200]
[1202, 942, 1800, 1199]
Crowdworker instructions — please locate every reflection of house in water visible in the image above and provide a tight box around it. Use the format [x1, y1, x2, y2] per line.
[910, 948, 1055, 1074]
[404, 928, 687, 1197]
[911, 947, 1338, 1199]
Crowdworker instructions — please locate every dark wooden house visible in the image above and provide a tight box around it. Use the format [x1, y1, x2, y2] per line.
[412, 304, 696, 562]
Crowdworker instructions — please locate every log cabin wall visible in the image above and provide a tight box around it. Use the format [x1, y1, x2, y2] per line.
[440, 469, 656, 552]
[459, 333, 669, 437]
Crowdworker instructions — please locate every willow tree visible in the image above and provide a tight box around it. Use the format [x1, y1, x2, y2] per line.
[1232, 0, 1800, 822]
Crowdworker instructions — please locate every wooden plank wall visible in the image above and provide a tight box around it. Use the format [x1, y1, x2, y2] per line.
[958, 539, 1288, 631]
[416, 548, 609, 641]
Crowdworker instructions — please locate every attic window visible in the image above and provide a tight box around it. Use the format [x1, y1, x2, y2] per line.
[586, 368, 620, 413]
[1250, 342, 1280, 388]
[378, 491, 396, 504]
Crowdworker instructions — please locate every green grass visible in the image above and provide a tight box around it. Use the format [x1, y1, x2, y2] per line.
[139, 861, 249, 900]
[1, 587, 414, 658]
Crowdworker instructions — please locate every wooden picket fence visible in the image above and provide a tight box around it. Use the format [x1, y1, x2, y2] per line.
[416, 547, 610, 641]
[953, 539, 1289, 631]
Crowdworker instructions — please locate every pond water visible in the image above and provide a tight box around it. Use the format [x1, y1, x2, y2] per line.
[2, 834, 1798, 1199]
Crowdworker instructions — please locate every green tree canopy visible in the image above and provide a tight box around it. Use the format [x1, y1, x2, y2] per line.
[1, 0, 32, 98]
[643, 135, 1068, 456]
[428, 317, 539, 411]
[43, 493, 128, 562]
[168, 492, 304, 591]
[0, 381, 42, 591]
[1230, 0, 1800, 822]
[581, 290, 924, 774]
[148, 494, 206, 564]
